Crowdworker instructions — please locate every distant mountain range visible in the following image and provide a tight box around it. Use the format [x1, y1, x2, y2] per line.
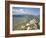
[13, 14, 40, 22]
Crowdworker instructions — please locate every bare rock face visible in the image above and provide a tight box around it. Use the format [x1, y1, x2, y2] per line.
[26, 18, 38, 30]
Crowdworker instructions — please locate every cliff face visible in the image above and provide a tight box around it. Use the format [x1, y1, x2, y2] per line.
[29, 19, 38, 24]
[26, 19, 38, 30]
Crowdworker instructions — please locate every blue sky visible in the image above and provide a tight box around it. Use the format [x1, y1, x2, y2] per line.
[12, 7, 40, 15]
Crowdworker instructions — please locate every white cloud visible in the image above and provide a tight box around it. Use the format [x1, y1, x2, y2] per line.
[13, 9, 31, 15]
[15, 9, 25, 13]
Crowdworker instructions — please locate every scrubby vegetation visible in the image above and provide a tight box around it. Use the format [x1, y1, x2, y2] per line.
[13, 15, 40, 31]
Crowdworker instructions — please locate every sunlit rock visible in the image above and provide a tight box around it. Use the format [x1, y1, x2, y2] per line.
[26, 23, 30, 26]
[21, 26, 25, 28]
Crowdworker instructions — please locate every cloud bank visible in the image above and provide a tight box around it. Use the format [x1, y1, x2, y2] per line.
[12, 9, 31, 15]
